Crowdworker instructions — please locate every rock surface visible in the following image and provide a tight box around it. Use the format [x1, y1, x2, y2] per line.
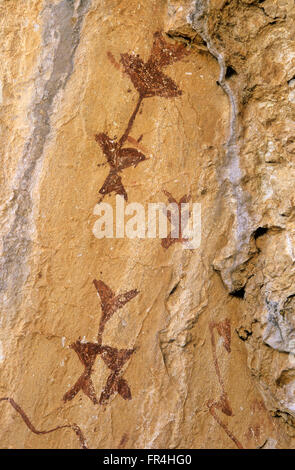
[1, 0, 295, 449]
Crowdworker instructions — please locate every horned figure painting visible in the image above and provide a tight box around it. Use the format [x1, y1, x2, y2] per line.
[207, 320, 244, 449]
[96, 32, 189, 201]
[63, 280, 139, 406]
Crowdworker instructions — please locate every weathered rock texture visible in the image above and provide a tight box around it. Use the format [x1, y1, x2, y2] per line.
[1, 0, 295, 449]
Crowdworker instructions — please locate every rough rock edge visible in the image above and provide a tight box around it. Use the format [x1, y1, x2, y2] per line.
[187, 0, 254, 295]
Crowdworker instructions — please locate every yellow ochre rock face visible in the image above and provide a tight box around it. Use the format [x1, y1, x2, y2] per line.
[1, 0, 295, 449]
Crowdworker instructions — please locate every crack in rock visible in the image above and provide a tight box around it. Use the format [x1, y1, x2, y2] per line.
[188, 0, 253, 292]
